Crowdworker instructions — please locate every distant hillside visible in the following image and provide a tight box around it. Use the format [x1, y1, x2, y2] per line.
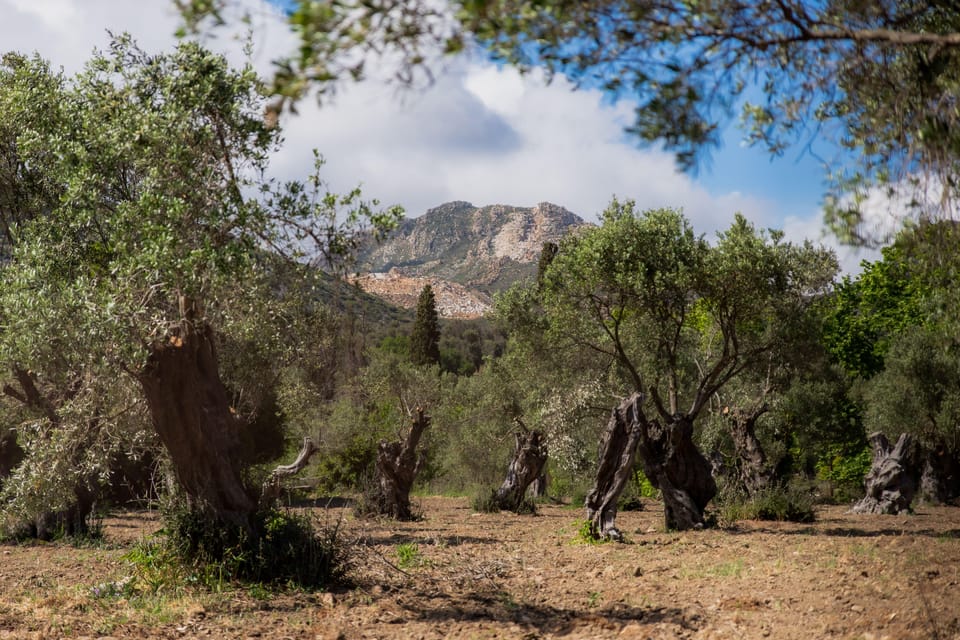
[350, 270, 492, 319]
[354, 201, 589, 295]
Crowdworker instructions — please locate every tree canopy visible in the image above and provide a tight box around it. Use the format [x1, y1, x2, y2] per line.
[178, 0, 960, 238]
[527, 201, 837, 423]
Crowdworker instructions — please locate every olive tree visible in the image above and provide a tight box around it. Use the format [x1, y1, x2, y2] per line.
[536, 201, 835, 535]
[0, 38, 400, 532]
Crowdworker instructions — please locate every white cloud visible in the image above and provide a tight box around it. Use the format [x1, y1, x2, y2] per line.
[6, 0, 79, 34]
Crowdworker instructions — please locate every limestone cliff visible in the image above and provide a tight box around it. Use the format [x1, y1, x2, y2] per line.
[354, 201, 589, 295]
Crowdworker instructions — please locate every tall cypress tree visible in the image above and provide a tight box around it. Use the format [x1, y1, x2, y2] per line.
[410, 284, 441, 366]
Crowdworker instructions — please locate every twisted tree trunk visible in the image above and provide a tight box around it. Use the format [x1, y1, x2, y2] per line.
[638, 414, 717, 531]
[850, 432, 921, 515]
[919, 442, 960, 504]
[528, 466, 548, 499]
[493, 429, 547, 511]
[585, 394, 644, 541]
[725, 404, 773, 496]
[137, 299, 256, 529]
[586, 393, 717, 536]
[372, 408, 430, 520]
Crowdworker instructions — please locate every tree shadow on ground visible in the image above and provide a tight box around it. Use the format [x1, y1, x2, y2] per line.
[357, 532, 504, 547]
[395, 589, 698, 636]
[281, 495, 354, 509]
[721, 524, 960, 539]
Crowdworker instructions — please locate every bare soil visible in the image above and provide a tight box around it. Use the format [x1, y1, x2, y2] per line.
[0, 497, 958, 639]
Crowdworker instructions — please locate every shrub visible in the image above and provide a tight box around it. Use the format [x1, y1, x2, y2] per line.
[716, 484, 816, 525]
[815, 443, 871, 503]
[471, 490, 501, 513]
[128, 504, 350, 591]
[470, 489, 539, 515]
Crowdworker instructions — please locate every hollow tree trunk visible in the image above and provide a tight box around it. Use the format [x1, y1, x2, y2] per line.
[851, 432, 921, 515]
[137, 303, 256, 529]
[638, 415, 717, 532]
[494, 430, 547, 511]
[373, 408, 430, 520]
[725, 405, 772, 495]
[585, 394, 644, 541]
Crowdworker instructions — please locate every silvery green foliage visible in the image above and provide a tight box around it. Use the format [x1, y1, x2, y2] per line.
[0, 376, 155, 533]
[0, 38, 400, 527]
[538, 379, 607, 475]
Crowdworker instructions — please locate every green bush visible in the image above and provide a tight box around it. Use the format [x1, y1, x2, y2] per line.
[617, 469, 659, 511]
[128, 504, 350, 591]
[471, 490, 501, 513]
[815, 443, 871, 503]
[716, 484, 816, 525]
[470, 489, 538, 514]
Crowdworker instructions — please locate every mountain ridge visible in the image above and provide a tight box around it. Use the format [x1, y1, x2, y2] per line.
[353, 201, 589, 308]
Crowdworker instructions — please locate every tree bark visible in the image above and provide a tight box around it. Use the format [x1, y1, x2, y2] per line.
[528, 466, 548, 499]
[724, 405, 773, 495]
[261, 437, 319, 505]
[372, 408, 430, 520]
[137, 301, 256, 529]
[586, 393, 717, 536]
[850, 432, 921, 515]
[637, 416, 717, 532]
[585, 394, 644, 541]
[918, 442, 960, 505]
[494, 430, 547, 511]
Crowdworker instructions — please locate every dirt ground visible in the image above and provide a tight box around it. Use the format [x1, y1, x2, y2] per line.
[0, 497, 958, 639]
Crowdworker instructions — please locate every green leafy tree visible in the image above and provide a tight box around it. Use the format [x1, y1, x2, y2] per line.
[410, 284, 441, 366]
[823, 245, 927, 379]
[0, 38, 401, 531]
[531, 201, 835, 532]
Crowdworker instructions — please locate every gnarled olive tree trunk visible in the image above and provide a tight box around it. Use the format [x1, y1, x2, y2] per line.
[586, 393, 717, 538]
[724, 405, 772, 496]
[850, 432, 921, 515]
[919, 443, 960, 505]
[585, 394, 644, 541]
[372, 408, 430, 520]
[261, 437, 319, 506]
[493, 429, 548, 511]
[137, 301, 256, 529]
[638, 414, 716, 531]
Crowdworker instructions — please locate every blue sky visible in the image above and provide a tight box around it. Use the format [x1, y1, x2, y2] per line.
[0, 0, 879, 271]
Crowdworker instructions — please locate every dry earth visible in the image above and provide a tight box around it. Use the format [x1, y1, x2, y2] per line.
[0, 497, 958, 639]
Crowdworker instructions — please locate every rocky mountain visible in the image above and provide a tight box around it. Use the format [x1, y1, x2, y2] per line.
[353, 201, 588, 304]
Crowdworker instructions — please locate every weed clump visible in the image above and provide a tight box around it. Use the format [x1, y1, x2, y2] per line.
[471, 490, 501, 513]
[471, 490, 538, 515]
[716, 484, 816, 525]
[127, 504, 350, 591]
